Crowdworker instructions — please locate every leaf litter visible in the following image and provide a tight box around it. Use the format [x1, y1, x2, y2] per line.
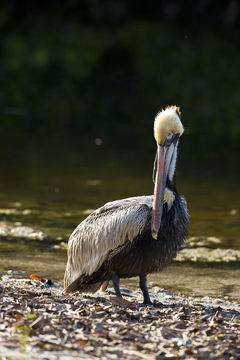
[0, 275, 240, 359]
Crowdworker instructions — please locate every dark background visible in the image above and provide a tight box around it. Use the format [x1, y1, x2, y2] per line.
[1, 1, 240, 155]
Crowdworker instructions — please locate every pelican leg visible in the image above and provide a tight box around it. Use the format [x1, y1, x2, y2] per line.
[112, 275, 122, 297]
[139, 275, 152, 305]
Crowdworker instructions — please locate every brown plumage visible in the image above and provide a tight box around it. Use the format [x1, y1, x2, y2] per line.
[64, 106, 188, 304]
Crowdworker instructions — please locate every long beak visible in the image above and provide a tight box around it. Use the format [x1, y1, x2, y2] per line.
[151, 142, 176, 239]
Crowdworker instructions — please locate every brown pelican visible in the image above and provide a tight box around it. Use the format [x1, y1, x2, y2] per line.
[64, 106, 188, 304]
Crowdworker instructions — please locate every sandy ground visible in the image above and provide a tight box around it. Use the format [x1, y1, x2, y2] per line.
[0, 276, 240, 360]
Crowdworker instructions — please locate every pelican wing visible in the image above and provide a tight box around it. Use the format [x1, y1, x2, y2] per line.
[94, 195, 153, 215]
[65, 197, 152, 286]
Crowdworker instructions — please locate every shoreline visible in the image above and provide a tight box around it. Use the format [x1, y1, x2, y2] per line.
[0, 276, 240, 359]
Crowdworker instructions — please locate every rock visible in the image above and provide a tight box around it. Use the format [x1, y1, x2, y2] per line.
[176, 247, 240, 263]
[0, 222, 47, 240]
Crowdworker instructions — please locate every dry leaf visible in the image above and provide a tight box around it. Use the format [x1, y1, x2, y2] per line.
[110, 296, 132, 306]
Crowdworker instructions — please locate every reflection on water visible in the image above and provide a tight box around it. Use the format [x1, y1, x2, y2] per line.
[0, 140, 240, 300]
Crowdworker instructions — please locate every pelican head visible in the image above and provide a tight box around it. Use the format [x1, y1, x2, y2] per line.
[151, 106, 184, 239]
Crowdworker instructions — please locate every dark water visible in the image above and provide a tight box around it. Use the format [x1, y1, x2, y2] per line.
[0, 139, 240, 300]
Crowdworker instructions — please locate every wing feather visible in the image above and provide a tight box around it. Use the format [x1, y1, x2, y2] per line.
[65, 198, 152, 286]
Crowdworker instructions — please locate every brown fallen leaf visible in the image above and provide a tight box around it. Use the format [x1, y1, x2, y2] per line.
[75, 339, 87, 350]
[93, 330, 101, 336]
[110, 296, 132, 306]
[30, 274, 53, 285]
[7, 309, 23, 321]
[30, 274, 45, 282]
[46, 344, 61, 351]
[153, 299, 165, 307]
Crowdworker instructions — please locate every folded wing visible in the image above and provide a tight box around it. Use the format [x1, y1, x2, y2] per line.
[64, 197, 152, 288]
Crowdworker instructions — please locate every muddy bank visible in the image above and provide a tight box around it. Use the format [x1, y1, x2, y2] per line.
[0, 276, 240, 360]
